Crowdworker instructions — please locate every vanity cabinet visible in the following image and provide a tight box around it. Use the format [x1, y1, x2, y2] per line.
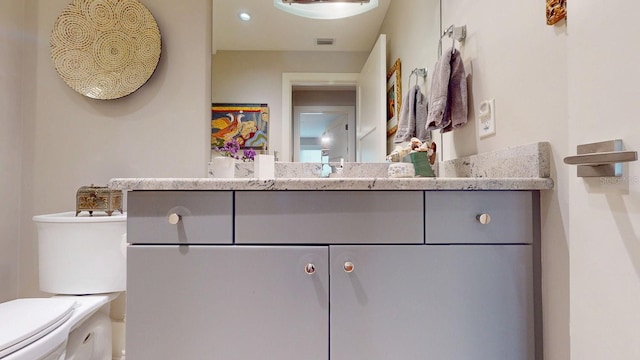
[126, 190, 540, 360]
[329, 245, 533, 360]
[126, 245, 330, 360]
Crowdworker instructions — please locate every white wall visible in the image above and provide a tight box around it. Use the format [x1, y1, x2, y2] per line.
[212, 50, 367, 159]
[17, 0, 211, 297]
[444, 0, 640, 359]
[441, 1, 570, 359]
[0, 0, 24, 302]
[568, 1, 640, 359]
[380, 0, 440, 80]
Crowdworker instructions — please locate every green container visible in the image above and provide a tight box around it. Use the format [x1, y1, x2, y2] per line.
[404, 152, 435, 177]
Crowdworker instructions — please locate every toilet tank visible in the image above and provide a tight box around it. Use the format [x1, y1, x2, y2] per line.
[33, 211, 126, 295]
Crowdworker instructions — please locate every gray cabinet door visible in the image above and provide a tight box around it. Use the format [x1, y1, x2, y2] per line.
[127, 246, 329, 360]
[330, 245, 534, 360]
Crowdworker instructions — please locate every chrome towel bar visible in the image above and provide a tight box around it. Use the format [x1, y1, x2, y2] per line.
[563, 151, 637, 165]
[564, 139, 637, 177]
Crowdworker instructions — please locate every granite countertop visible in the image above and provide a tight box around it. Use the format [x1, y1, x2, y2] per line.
[108, 176, 553, 191]
[108, 142, 555, 191]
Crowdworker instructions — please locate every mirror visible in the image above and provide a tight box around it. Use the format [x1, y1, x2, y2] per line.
[212, 0, 441, 162]
[294, 105, 356, 162]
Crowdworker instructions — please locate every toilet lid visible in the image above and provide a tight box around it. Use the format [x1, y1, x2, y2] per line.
[0, 298, 76, 358]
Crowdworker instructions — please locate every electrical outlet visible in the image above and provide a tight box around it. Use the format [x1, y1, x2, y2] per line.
[478, 99, 496, 138]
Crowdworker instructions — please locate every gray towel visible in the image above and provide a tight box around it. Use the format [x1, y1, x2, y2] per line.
[394, 85, 431, 143]
[415, 86, 430, 142]
[426, 48, 468, 133]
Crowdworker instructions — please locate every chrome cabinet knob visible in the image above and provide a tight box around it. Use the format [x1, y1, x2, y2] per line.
[476, 213, 491, 225]
[304, 263, 316, 275]
[167, 213, 181, 225]
[343, 261, 354, 273]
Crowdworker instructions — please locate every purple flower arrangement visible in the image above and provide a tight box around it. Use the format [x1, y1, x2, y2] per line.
[214, 139, 256, 162]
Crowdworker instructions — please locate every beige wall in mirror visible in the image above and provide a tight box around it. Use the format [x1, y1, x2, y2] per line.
[211, 0, 441, 162]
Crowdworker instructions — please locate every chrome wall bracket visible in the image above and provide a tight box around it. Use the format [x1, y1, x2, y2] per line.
[563, 139, 637, 177]
[443, 24, 467, 42]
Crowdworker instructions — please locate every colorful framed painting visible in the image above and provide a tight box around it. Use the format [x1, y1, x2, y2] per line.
[546, 0, 566, 25]
[386, 58, 401, 137]
[211, 103, 269, 150]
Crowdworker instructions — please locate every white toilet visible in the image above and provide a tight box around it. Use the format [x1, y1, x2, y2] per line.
[0, 211, 126, 360]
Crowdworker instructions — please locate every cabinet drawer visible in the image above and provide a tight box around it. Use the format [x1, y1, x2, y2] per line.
[235, 191, 423, 244]
[425, 191, 535, 244]
[127, 191, 232, 244]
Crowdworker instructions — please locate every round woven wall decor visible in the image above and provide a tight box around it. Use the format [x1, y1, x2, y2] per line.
[50, 0, 161, 100]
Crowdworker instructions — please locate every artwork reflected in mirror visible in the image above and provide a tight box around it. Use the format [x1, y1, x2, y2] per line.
[211, 103, 269, 151]
[386, 58, 401, 138]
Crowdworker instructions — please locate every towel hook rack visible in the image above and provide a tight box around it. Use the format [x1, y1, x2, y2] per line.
[409, 67, 427, 87]
[442, 24, 467, 42]
[439, 24, 467, 56]
[411, 68, 427, 78]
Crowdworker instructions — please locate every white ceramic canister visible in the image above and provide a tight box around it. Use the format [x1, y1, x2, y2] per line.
[211, 156, 235, 178]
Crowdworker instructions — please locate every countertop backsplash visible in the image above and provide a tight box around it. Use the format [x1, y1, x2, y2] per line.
[218, 161, 394, 179]
[108, 142, 554, 192]
[208, 142, 551, 180]
[438, 142, 551, 178]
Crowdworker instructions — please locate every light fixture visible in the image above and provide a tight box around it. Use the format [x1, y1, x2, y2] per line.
[274, 0, 378, 20]
[239, 12, 251, 21]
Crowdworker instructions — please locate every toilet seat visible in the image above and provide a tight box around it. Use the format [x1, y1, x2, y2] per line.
[0, 298, 76, 358]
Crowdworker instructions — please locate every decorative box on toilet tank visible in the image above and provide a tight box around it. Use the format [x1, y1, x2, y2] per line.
[76, 185, 123, 216]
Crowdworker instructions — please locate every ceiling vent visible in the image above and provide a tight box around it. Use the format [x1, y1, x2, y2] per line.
[316, 38, 335, 46]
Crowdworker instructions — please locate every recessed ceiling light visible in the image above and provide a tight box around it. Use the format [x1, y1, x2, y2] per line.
[239, 12, 251, 21]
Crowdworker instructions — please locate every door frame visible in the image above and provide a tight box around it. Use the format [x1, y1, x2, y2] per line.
[281, 73, 359, 162]
[293, 105, 356, 162]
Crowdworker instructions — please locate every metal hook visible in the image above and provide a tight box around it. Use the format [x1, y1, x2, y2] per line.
[442, 25, 455, 39]
[441, 24, 467, 55]
[409, 68, 427, 87]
